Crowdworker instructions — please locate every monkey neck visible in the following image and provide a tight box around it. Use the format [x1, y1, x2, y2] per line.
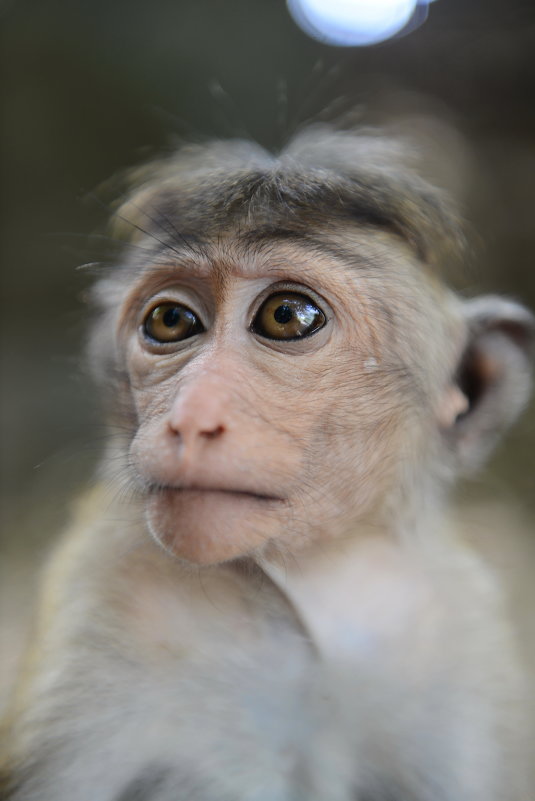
[258, 531, 436, 663]
[257, 488, 457, 661]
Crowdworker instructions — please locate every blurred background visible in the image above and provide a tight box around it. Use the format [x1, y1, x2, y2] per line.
[1, 0, 534, 698]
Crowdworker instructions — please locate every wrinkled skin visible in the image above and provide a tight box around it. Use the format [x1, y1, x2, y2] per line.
[119, 229, 463, 565]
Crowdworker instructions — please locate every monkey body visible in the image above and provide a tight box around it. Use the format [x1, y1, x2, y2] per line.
[5, 486, 526, 801]
[2, 128, 533, 799]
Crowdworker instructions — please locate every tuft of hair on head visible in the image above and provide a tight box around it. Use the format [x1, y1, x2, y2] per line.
[107, 124, 466, 276]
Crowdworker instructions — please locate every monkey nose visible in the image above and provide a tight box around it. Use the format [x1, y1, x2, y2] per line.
[168, 414, 227, 443]
[167, 391, 228, 446]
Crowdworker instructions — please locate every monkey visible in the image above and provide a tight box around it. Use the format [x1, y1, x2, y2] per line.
[1, 125, 533, 801]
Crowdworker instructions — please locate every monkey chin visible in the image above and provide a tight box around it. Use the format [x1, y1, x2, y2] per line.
[145, 487, 283, 565]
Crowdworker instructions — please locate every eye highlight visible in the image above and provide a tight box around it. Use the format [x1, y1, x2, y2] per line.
[252, 292, 326, 341]
[143, 302, 204, 344]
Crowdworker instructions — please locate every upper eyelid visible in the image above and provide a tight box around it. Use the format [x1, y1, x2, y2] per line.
[246, 281, 330, 323]
[143, 298, 196, 315]
[138, 291, 207, 324]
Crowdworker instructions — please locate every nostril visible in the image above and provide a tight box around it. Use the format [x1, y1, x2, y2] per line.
[167, 419, 226, 441]
[200, 425, 225, 440]
[167, 419, 182, 437]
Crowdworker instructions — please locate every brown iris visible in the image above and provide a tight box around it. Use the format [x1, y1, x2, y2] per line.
[252, 292, 326, 340]
[143, 302, 204, 343]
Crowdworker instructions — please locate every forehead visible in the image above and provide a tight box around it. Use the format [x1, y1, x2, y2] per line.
[116, 220, 416, 288]
[109, 129, 464, 287]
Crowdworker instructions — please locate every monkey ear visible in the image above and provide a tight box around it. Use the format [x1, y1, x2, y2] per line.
[445, 296, 534, 472]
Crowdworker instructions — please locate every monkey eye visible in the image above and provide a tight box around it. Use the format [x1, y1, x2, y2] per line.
[143, 302, 204, 343]
[252, 292, 326, 341]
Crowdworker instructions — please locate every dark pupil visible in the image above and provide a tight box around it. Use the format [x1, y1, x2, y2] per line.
[163, 307, 181, 327]
[273, 305, 293, 324]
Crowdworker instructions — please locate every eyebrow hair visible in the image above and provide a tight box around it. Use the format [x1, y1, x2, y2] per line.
[237, 226, 378, 266]
[115, 222, 390, 283]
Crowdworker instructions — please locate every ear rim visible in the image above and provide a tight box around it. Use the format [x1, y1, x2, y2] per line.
[445, 295, 534, 473]
[462, 295, 535, 353]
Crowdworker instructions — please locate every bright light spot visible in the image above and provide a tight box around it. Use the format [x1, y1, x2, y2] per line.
[287, 0, 435, 46]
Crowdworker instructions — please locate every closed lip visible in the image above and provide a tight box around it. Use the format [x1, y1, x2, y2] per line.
[148, 484, 284, 503]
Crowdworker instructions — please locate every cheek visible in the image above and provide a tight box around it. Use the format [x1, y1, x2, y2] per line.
[300, 382, 415, 526]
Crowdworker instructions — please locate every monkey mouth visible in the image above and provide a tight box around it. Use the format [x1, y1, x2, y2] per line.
[147, 483, 284, 504]
[145, 482, 288, 564]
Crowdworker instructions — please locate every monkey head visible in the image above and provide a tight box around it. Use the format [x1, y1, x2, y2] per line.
[88, 128, 534, 565]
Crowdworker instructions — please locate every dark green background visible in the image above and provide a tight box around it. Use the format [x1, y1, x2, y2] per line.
[1, 0, 535, 556]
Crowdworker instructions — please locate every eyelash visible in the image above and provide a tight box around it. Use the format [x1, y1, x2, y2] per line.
[248, 281, 328, 321]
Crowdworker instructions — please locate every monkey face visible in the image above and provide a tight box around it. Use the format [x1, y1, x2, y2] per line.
[110, 230, 451, 565]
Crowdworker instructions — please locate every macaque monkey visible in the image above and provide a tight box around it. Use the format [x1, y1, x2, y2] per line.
[1, 126, 533, 801]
